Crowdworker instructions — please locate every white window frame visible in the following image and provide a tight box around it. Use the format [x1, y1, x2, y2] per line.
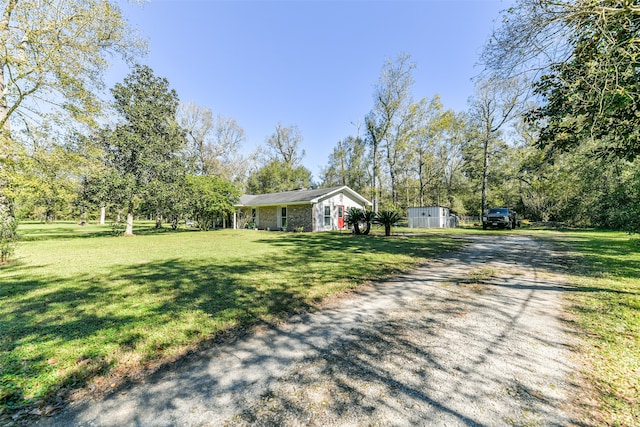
[323, 205, 331, 227]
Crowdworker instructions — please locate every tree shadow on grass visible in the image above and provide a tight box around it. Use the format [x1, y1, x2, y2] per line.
[3, 232, 601, 425]
[256, 232, 462, 262]
[1, 241, 361, 420]
[18, 224, 202, 242]
[544, 230, 640, 281]
[1, 231, 464, 421]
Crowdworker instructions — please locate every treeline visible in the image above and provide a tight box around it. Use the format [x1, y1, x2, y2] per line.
[6, 57, 639, 234]
[4, 65, 316, 235]
[321, 52, 639, 232]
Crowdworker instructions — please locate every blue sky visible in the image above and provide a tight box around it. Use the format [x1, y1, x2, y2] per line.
[109, 0, 512, 179]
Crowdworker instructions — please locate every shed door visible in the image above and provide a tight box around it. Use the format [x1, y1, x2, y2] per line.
[337, 205, 344, 228]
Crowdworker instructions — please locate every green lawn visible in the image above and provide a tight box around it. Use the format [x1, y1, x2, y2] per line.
[538, 230, 640, 426]
[3, 224, 637, 424]
[0, 222, 461, 415]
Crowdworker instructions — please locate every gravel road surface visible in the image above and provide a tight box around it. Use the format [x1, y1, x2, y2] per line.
[36, 234, 580, 426]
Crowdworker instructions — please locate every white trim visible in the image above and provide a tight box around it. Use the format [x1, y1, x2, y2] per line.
[323, 204, 332, 229]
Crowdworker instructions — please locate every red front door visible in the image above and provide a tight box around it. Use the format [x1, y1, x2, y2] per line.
[337, 206, 344, 228]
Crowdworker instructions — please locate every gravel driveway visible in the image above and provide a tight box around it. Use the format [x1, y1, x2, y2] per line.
[37, 234, 580, 426]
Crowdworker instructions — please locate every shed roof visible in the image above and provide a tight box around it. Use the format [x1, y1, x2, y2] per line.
[237, 186, 371, 207]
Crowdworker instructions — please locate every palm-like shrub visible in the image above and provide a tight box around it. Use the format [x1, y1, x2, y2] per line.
[345, 208, 375, 235]
[375, 210, 402, 236]
[345, 207, 364, 235]
[361, 209, 375, 235]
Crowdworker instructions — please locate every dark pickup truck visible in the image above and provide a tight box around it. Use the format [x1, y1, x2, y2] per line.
[482, 208, 518, 230]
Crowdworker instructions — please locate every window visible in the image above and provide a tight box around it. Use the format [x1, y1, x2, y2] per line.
[251, 208, 256, 222]
[280, 207, 287, 228]
[324, 205, 331, 227]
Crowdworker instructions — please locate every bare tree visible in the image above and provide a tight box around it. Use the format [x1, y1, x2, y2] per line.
[365, 52, 416, 212]
[265, 123, 305, 167]
[469, 77, 522, 215]
[178, 102, 246, 181]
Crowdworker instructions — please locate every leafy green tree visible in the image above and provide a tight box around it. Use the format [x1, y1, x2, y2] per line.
[320, 136, 369, 194]
[247, 124, 312, 194]
[484, 0, 640, 162]
[246, 160, 311, 194]
[528, 10, 640, 161]
[185, 175, 239, 231]
[140, 175, 189, 229]
[375, 210, 402, 237]
[0, 0, 144, 132]
[101, 64, 186, 235]
[0, 0, 143, 243]
[468, 77, 521, 215]
[12, 138, 84, 221]
[79, 168, 116, 222]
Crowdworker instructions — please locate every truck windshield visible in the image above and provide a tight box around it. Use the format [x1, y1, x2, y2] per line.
[488, 209, 508, 214]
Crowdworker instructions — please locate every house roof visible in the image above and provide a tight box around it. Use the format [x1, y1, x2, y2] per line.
[237, 186, 371, 207]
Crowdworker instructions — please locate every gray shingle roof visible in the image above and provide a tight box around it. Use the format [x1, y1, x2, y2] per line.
[237, 186, 370, 207]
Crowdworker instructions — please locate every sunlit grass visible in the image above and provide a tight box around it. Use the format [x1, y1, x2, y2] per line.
[537, 230, 640, 426]
[0, 222, 461, 415]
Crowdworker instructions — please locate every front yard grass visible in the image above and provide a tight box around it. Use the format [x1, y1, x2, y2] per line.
[540, 230, 639, 426]
[0, 223, 461, 417]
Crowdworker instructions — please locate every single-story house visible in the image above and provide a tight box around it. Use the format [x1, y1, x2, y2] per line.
[234, 186, 371, 232]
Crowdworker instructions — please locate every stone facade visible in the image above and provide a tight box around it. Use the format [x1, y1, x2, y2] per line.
[287, 205, 313, 232]
[259, 206, 278, 230]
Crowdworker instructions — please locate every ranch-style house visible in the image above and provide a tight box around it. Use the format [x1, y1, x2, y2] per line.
[234, 186, 371, 232]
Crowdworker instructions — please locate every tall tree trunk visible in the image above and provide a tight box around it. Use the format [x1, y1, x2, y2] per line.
[125, 202, 134, 236]
[99, 206, 106, 225]
[372, 141, 378, 213]
[481, 136, 489, 216]
[0, 71, 13, 238]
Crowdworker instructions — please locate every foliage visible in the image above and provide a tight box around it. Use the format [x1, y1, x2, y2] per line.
[344, 208, 375, 235]
[320, 136, 369, 196]
[100, 64, 186, 235]
[361, 209, 375, 235]
[484, 0, 640, 160]
[0, 223, 460, 417]
[246, 160, 311, 194]
[10, 132, 86, 221]
[375, 210, 402, 236]
[0, 0, 144, 131]
[468, 77, 522, 214]
[265, 123, 305, 167]
[344, 207, 364, 235]
[247, 124, 312, 194]
[110, 220, 126, 236]
[527, 5, 640, 162]
[185, 175, 240, 231]
[365, 52, 416, 212]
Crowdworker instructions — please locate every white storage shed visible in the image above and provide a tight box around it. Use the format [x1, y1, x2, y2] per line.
[408, 207, 456, 228]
